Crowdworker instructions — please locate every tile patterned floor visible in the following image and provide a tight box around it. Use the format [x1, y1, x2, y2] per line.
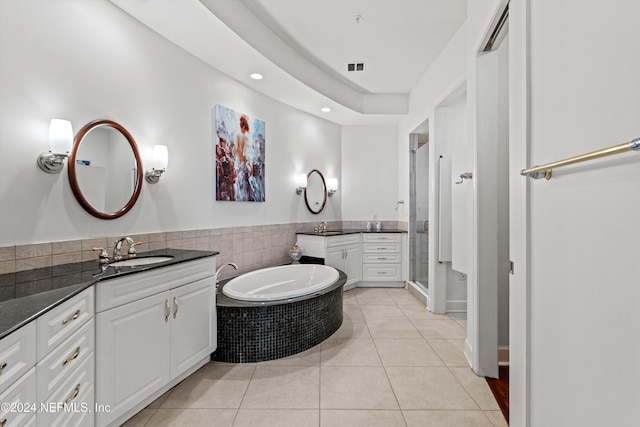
[123, 287, 508, 427]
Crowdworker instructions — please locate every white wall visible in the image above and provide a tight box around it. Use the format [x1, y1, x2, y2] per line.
[398, 22, 467, 313]
[0, 0, 341, 246]
[524, 1, 640, 425]
[341, 126, 399, 222]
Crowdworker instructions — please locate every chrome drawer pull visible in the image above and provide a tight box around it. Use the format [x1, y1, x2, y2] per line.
[62, 347, 81, 367]
[0, 362, 7, 374]
[61, 310, 81, 326]
[173, 297, 179, 319]
[64, 384, 81, 404]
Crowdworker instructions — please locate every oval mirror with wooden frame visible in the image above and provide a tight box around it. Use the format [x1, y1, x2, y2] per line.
[304, 169, 327, 214]
[68, 120, 143, 219]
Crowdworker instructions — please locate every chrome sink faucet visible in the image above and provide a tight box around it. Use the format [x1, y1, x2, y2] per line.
[113, 236, 134, 260]
[320, 221, 328, 233]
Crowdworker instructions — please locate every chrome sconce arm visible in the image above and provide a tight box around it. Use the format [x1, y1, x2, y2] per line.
[145, 168, 165, 184]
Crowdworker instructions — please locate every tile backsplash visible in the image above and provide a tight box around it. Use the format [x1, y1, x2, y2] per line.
[0, 220, 406, 280]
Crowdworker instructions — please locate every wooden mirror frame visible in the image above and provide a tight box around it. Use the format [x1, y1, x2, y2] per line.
[304, 169, 327, 214]
[68, 119, 144, 219]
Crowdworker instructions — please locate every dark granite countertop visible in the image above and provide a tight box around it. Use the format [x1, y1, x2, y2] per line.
[296, 229, 407, 236]
[0, 248, 218, 340]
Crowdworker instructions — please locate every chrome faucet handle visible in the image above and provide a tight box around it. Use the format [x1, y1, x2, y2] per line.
[92, 247, 109, 263]
[128, 242, 143, 257]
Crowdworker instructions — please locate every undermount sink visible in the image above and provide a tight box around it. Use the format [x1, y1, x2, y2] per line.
[319, 230, 344, 235]
[109, 256, 174, 267]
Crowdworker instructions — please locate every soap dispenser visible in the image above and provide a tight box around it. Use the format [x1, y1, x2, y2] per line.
[376, 222, 382, 231]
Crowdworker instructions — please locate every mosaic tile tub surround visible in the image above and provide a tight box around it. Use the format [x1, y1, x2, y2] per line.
[214, 270, 346, 363]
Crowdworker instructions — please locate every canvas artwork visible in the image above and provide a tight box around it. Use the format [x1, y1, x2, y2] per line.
[214, 105, 266, 202]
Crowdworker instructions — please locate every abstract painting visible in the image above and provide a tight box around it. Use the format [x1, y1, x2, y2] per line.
[214, 105, 266, 202]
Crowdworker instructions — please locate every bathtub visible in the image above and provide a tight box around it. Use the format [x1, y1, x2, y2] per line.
[215, 265, 345, 362]
[221, 264, 339, 302]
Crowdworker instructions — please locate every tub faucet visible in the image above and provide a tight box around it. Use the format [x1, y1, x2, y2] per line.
[113, 236, 134, 260]
[215, 262, 239, 285]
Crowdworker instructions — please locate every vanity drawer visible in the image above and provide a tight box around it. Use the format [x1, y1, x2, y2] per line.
[0, 322, 36, 394]
[363, 253, 402, 264]
[362, 243, 401, 253]
[362, 233, 402, 243]
[37, 319, 94, 403]
[36, 288, 94, 361]
[0, 367, 36, 427]
[363, 265, 402, 281]
[96, 257, 215, 312]
[39, 353, 94, 427]
[326, 234, 360, 247]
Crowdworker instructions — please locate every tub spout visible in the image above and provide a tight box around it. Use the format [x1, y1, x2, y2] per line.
[216, 262, 239, 284]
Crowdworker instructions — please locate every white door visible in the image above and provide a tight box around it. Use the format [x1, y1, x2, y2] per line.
[170, 278, 216, 377]
[511, 1, 640, 425]
[343, 244, 362, 286]
[96, 292, 170, 427]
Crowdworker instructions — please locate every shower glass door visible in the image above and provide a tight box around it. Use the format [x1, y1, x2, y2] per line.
[410, 134, 429, 292]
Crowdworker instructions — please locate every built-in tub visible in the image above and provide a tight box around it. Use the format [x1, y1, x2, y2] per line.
[222, 264, 339, 302]
[215, 265, 345, 363]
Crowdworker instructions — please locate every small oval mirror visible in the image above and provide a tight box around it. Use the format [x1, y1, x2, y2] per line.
[304, 169, 327, 214]
[68, 120, 143, 219]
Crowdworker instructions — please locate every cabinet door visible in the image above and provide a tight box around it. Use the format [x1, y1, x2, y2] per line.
[325, 246, 345, 271]
[96, 292, 170, 427]
[170, 278, 215, 378]
[343, 244, 362, 285]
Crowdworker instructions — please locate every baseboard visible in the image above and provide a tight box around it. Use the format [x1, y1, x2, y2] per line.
[356, 281, 405, 288]
[446, 299, 467, 312]
[498, 346, 509, 366]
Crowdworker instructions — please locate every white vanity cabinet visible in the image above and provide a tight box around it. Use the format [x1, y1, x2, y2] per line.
[360, 233, 407, 287]
[36, 287, 95, 427]
[0, 287, 96, 427]
[0, 323, 37, 427]
[95, 257, 216, 427]
[297, 234, 361, 290]
[297, 232, 407, 289]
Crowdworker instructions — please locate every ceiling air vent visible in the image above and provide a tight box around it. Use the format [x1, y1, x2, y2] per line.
[347, 62, 365, 72]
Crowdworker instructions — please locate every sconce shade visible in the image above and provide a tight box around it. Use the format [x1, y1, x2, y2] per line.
[295, 173, 307, 195]
[152, 145, 168, 171]
[49, 119, 73, 154]
[296, 173, 307, 188]
[327, 178, 338, 192]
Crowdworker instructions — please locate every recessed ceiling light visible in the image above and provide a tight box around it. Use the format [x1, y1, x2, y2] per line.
[321, 107, 331, 113]
[250, 73, 264, 80]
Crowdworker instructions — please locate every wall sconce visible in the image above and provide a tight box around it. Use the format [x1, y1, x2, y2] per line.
[37, 119, 73, 174]
[145, 145, 168, 184]
[327, 178, 338, 196]
[295, 173, 307, 195]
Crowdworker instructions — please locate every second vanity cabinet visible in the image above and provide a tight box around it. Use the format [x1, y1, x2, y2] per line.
[297, 232, 406, 289]
[95, 257, 216, 427]
[297, 233, 362, 290]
